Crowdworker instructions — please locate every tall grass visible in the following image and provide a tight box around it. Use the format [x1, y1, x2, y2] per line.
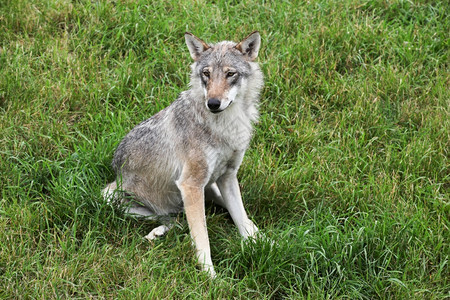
[1, 0, 448, 298]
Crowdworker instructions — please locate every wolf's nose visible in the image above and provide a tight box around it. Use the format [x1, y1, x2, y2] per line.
[207, 98, 221, 111]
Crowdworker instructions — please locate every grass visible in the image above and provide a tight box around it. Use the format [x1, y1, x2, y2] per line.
[0, 0, 448, 298]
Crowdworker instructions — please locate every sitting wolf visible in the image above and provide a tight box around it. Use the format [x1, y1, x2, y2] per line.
[103, 31, 264, 277]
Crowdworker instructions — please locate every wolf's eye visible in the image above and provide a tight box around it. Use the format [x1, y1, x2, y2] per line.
[226, 72, 236, 78]
[202, 70, 210, 78]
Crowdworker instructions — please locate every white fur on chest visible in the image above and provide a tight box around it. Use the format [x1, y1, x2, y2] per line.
[207, 145, 245, 184]
[207, 101, 257, 151]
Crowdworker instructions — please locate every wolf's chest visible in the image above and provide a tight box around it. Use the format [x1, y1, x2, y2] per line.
[207, 146, 245, 183]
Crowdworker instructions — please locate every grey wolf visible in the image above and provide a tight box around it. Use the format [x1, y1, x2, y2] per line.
[103, 31, 264, 277]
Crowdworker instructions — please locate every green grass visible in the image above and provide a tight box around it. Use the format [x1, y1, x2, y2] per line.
[0, 0, 448, 298]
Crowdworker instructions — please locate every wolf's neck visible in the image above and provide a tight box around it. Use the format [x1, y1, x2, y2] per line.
[206, 100, 258, 151]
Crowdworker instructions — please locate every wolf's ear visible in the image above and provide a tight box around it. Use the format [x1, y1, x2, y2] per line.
[185, 32, 210, 61]
[235, 31, 261, 61]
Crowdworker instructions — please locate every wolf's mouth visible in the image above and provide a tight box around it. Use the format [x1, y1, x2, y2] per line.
[210, 101, 233, 114]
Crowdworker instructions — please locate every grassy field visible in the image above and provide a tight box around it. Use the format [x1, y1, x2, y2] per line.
[0, 0, 448, 298]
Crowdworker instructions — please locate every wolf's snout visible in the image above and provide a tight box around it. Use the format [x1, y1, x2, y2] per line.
[207, 98, 221, 111]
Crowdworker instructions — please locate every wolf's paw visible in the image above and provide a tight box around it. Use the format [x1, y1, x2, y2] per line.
[202, 264, 217, 279]
[241, 219, 259, 239]
[145, 224, 172, 241]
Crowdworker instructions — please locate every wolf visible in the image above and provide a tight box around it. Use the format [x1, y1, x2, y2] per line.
[102, 31, 264, 277]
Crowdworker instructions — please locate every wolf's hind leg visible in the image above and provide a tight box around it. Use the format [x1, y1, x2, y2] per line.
[103, 181, 174, 240]
[124, 205, 155, 218]
[103, 181, 156, 218]
[123, 202, 174, 240]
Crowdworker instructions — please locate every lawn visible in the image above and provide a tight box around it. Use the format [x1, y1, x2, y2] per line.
[0, 0, 448, 298]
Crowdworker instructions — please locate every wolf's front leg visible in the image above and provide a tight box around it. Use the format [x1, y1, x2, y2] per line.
[176, 166, 215, 277]
[216, 173, 258, 239]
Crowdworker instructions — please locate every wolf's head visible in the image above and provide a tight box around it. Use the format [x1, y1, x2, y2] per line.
[185, 31, 262, 114]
